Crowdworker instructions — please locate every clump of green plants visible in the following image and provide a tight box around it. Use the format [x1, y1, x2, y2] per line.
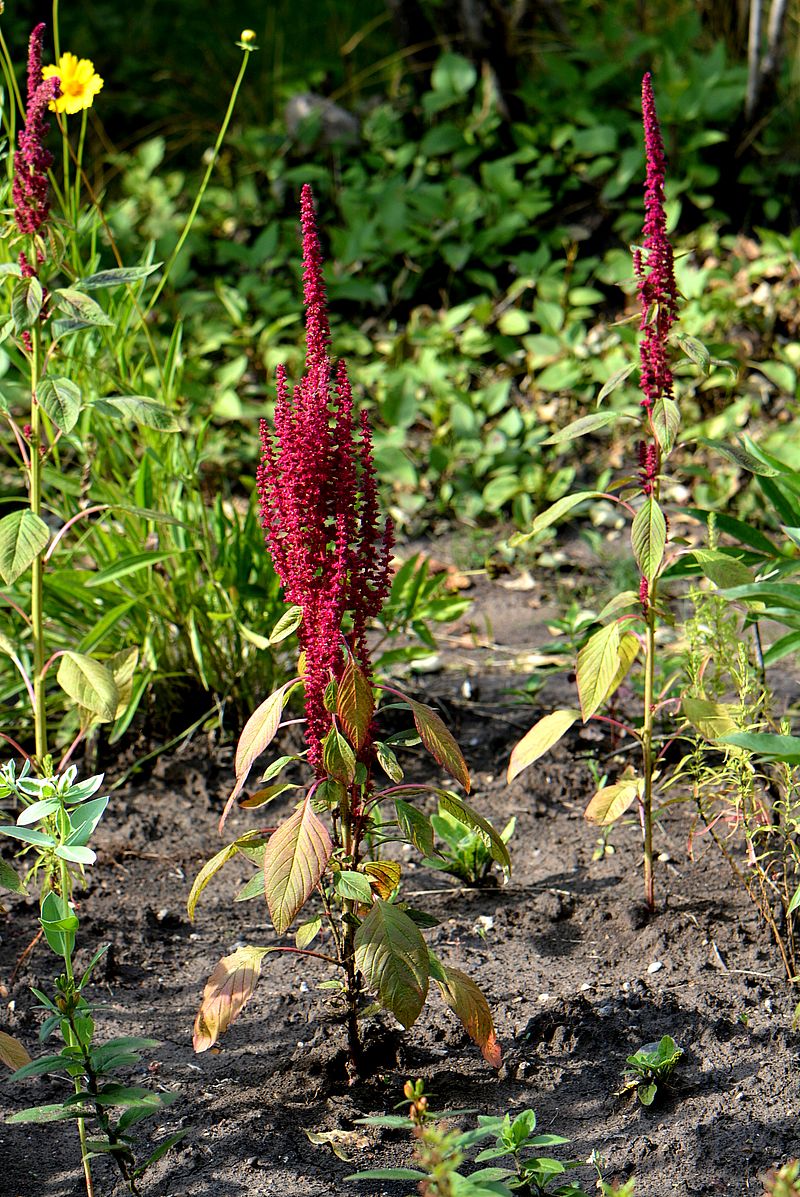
[617, 1035, 683, 1106]
[763, 1160, 800, 1197]
[348, 1079, 586, 1196]
[424, 805, 515, 886]
[507, 73, 713, 912]
[0, 761, 184, 1195]
[189, 188, 508, 1077]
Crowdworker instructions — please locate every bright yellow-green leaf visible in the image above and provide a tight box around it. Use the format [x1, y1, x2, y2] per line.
[631, 498, 666, 584]
[263, 795, 333, 935]
[577, 622, 621, 721]
[584, 774, 642, 825]
[682, 697, 738, 741]
[507, 709, 580, 782]
[56, 652, 118, 721]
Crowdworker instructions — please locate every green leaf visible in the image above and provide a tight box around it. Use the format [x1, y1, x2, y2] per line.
[86, 550, 179, 587]
[54, 844, 96, 865]
[354, 900, 429, 1028]
[295, 915, 322, 949]
[638, 1081, 658, 1106]
[187, 842, 240, 921]
[37, 377, 81, 433]
[78, 264, 161, 290]
[0, 510, 50, 584]
[0, 825, 55, 847]
[57, 652, 119, 721]
[322, 727, 356, 785]
[406, 698, 470, 791]
[229, 681, 297, 807]
[333, 870, 373, 903]
[675, 332, 711, 372]
[268, 604, 303, 644]
[530, 491, 604, 537]
[652, 397, 680, 456]
[263, 794, 333, 935]
[543, 411, 628, 445]
[8, 1053, 67, 1081]
[631, 498, 666, 584]
[787, 885, 800, 917]
[12, 276, 43, 331]
[346, 1170, 428, 1182]
[52, 288, 114, 326]
[700, 439, 780, 477]
[584, 774, 642, 825]
[435, 961, 501, 1067]
[376, 741, 403, 783]
[576, 622, 621, 721]
[235, 870, 266, 903]
[0, 855, 24, 894]
[95, 395, 181, 431]
[6, 1103, 82, 1124]
[597, 362, 636, 404]
[394, 799, 435, 857]
[720, 732, 800, 762]
[692, 550, 752, 589]
[437, 793, 511, 880]
[193, 946, 271, 1052]
[507, 709, 580, 782]
[337, 659, 374, 753]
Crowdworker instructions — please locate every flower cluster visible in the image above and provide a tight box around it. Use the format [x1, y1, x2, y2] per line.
[635, 72, 678, 413]
[12, 24, 60, 259]
[257, 185, 393, 770]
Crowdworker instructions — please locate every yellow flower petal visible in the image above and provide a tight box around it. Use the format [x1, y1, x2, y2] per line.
[42, 51, 103, 114]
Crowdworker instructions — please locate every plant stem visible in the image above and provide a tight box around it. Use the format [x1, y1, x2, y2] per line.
[641, 591, 657, 912]
[58, 858, 94, 1197]
[30, 327, 47, 762]
[145, 45, 253, 315]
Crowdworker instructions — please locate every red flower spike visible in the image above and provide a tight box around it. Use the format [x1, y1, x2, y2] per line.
[13, 24, 60, 267]
[257, 186, 393, 771]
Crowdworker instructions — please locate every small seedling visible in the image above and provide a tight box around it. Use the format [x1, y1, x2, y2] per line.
[618, 1035, 683, 1106]
[762, 1160, 800, 1197]
[424, 805, 515, 885]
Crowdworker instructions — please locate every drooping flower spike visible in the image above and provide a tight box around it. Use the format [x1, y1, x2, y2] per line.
[257, 185, 393, 770]
[12, 24, 60, 255]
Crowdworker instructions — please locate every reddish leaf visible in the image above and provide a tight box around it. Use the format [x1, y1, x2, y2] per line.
[364, 860, 402, 899]
[220, 680, 297, 829]
[193, 947, 271, 1053]
[406, 698, 470, 792]
[436, 963, 501, 1068]
[336, 659, 374, 753]
[263, 794, 333, 935]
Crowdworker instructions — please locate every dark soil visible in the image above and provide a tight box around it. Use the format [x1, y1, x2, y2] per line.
[1, 570, 798, 1197]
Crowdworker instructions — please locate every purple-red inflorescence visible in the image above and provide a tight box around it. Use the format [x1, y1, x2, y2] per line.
[636, 72, 678, 414]
[257, 185, 394, 771]
[13, 24, 60, 270]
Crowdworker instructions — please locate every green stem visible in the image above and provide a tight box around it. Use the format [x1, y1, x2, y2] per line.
[145, 45, 254, 315]
[641, 589, 656, 912]
[73, 109, 88, 227]
[57, 858, 95, 1197]
[30, 326, 47, 761]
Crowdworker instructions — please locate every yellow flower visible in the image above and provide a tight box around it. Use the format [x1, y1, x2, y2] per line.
[42, 53, 103, 115]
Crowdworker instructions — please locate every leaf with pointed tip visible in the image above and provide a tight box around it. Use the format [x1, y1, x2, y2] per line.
[530, 491, 604, 537]
[682, 698, 738, 742]
[434, 961, 501, 1067]
[94, 395, 180, 431]
[193, 946, 271, 1052]
[584, 774, 642, 825]
[597, 362, 636, 404]
[577, 622, 621, 721]
[37, 377, 81, 433]
[693, 550, 752, 590]
[337, 659, 374, 752]
[543, 411, 630, 445]
[188, 831, 267, 920]
[364, 860, 401, 899]
[0, 510, 49, 585]
[652, 397, 680, 456]
[0, 855, 24, 894]
[57, 652, 118, 721]
[406, 698, 470, 791]
[394, 799, 435, 857]
[355, 900, 429, 1029]
[77, 264, 161, 290]
[224, 681, 298, 822]
[268, 604, 303, 644]
[263, 794, 333, 935]
[437, 792, 511, 879]
[631, 498, 666, 584]
[12, 276, 43, 331]
[507, 709, 580, 782]
[53, 288, 113, 326]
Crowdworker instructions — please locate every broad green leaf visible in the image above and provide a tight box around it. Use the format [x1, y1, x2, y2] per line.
[6, 1103, 81, 1124]
[675, 332, 711, 372]
[235, 871, 266, 903]
[193, 946, 271, 1052]
[507, 709, 580, 782]
[631, 498, 666, 584]
[95, 395, 180, 431]
[652, 397, 680, 456]
[52, 288, 114, 326]
[0, 1031, 31, 1071]
[8, 1052, 65, 1080]
[268, 604, 303, 644]
[77, 264, 161, 290]
[437, 792, 511, 879]
[603, 632, 640, 708]
[295, 915, 322, 949]
[720, 732, 800, 762]
[530, 491, 604, 537]
[0, 510, 50, 584]
[0, 855, 24, 893]
[333, 869, 373, 903]
[700, 438, 780, 477]
[577, 622, 621, 721]
[54, 844, 96, 865]
[596, 362, 636, 404]
[263, 794, 333, 935]
[597, 590, 640, 621]
[37, 377, 81, 433]
[543, 411, 628, 445]
[0, 825, 55, 847]
[406, 698, 470, 791]
[238, 783, 295, 809]
[11, 276, 43, 331]
[322, 727, 356, 785]
[354, 900, 429, 1029]
[394, 799, 435, 857]
[375, 741, 403, 782]
[584, 774, 642, 825]
[692, 550, 752, 589]
[682, 698, 738, 741]
[57, 652, 118, 721]
[435, 960, 501, 1067]
[337, 659, 374, 752]
[787, 885, 800, 917]
[187, 842, 239, 921]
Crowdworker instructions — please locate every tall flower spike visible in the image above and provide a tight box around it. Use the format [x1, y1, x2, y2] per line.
[257, 185, 393, 771]
[637, 73, 678, 412]
[13, 24, 60, 260]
